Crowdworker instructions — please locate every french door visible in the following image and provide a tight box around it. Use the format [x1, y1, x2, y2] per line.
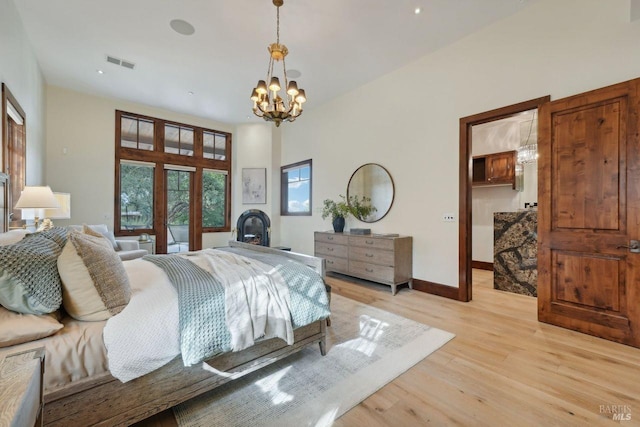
[538, 78, 640, 347]
[164, 167, 194, 253]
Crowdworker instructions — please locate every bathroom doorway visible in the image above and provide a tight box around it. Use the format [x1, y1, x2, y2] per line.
[471, 109, 538, 297]
[458, 96, 549, 301]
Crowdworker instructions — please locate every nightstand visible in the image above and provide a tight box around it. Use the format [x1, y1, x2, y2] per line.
[0, 347, 45, 426]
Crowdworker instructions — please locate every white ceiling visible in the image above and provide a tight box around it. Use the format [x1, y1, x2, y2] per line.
[13, 0, 535, 125]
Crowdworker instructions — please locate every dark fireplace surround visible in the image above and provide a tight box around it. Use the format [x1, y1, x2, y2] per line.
[236, 209, 270, 247]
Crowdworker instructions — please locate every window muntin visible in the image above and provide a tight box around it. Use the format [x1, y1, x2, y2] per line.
[202, 169, 228, 229]
[120, 161, 154, 230]
[281, 160, 312, 216]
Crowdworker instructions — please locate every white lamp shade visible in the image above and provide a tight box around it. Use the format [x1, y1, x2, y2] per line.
[14, 186, 60, 210]
[44, 193, 71, 219]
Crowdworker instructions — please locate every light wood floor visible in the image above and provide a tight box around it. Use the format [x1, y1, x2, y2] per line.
[136, 270, 640, 426]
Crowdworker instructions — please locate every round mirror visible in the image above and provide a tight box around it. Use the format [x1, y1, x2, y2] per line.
[347, 163, 395, 222]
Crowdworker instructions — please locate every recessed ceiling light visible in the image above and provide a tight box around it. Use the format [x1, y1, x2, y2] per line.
[414, 7, 421, 15]
[97, 69, 104, 74]
[170, 19, 195, 36]
[188, 91, 194, 96]
[287, 69, 302, 79]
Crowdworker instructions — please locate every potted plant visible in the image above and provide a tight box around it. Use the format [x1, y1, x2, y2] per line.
[322, 195, 377, 232]
[346, 195, 377, 221]
[322, 197, 351, 232]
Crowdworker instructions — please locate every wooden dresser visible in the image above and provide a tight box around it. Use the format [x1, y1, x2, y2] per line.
[314, 231, 412, 295]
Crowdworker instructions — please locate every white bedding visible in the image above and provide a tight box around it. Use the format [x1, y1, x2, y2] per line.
[103, 258, 181, 382]
[104, 250, 296, 383]
[186, 249, 294, 352]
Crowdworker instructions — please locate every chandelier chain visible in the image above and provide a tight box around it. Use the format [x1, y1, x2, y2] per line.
[276, 5, 280, 45]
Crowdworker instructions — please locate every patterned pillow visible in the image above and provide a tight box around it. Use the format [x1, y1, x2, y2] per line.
[0, 306, 63, 347]
[0, 233, 64, 314]
[57, 230, 131, 321]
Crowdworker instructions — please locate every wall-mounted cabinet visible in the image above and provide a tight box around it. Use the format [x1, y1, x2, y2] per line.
[472, 150, 517, 189]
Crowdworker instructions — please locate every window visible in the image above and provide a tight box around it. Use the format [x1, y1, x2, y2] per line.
[2, 84, 26, 227]
[202, 169, 228, 228]
[120, 115, 154, 151]
[281, 159, 312, 216]
[115, 111, 232, 252]
[120, 161, 154, 230]
[164, 124, 194, 156]
[203, 131, 227, 160]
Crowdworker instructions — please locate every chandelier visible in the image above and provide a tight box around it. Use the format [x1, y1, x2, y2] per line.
[250, 0, 306, 127]
[517, 111, 538, 164]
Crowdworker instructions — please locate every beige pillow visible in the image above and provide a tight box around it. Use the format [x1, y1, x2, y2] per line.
[57, 230, 131, 321]
[0, 229, 30, 246]
[0, 306, 63, 347]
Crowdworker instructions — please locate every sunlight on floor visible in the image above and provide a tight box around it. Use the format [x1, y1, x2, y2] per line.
[255, 365, 294, 405]
[337, 314, 388, 357]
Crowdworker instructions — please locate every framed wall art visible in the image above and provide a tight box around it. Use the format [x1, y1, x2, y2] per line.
[242, 168, 266, 204]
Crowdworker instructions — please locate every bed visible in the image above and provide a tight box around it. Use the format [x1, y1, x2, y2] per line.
[0, 229, 329, 427]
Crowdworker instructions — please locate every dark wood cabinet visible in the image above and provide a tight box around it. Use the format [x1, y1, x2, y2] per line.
[472, 150, 516, 188]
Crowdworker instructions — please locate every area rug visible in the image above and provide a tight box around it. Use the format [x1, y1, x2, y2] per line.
[173, 293, 455, 427]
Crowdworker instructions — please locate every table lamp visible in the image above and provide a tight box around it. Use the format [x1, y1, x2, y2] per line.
[14, 186, 60, 230]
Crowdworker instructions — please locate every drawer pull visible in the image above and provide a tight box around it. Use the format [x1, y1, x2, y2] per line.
[365, 268, 374, 273]
[328, 236, 334, 240]
[366, 240, 374, 245]
[327, 260, 334, 264]
[327, 247, 334, 251]
[365, 253, 374, 258]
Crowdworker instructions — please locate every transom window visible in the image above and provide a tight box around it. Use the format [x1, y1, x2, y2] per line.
[120, 116, 154, 151]
[164, 124, 194, 156]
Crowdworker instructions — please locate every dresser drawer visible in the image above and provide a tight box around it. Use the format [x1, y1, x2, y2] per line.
[349, 246, 394, 266]
[315, 232, 349, 245]
[349, 260, 394, 284]
[315, 242, 348, 259]
[324, 256, 348, 273]
[348, 236, 394, 251]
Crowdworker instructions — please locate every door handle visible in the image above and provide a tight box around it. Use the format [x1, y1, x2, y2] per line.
[617, 240, 640, 253]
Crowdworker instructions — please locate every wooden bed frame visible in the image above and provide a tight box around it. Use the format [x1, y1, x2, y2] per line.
[41, 241, 328, 426]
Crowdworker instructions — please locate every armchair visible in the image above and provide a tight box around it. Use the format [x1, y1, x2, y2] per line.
[68, 224, 148, 260]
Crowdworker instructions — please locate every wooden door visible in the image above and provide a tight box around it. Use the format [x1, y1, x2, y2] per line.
[538, 78, 640, 347]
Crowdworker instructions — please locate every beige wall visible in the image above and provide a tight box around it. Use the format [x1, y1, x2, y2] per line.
[279, 0, 640, 287]
[0, 0, 46, 185]
[45, 86, 279, 248]
[233, 123, 281, 246]
[45, 86, 240, 248]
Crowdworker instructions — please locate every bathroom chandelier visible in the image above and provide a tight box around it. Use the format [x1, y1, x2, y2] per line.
[517, 111, 538, 164]
[250, 0, 306, 127]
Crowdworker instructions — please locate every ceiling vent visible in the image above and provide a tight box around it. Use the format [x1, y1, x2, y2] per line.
[106, 55, 136, 70]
